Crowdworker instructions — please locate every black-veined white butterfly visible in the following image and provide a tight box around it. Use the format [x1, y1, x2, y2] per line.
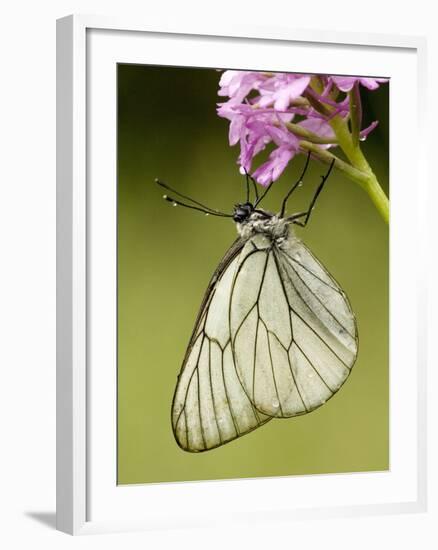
[155, 155, 358, 452]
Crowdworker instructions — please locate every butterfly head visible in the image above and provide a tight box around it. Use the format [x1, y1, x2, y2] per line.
[233, 202, 254, 223]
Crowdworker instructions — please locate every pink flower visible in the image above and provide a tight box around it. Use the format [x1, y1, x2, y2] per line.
[216, 70, 388, 187]
[217, 102, 248, 146]
[239, 118, 272, 172]
[218, 71, 266, 104]
[217, 102, 294, 173]
[252, 147, 296, 186]
[251, 125, 300, 185]
[258, 74, 311, 110]
[331, 76, 389, 92]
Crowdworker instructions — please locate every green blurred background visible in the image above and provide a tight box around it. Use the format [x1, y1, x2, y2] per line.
[117, 65, 389, 485]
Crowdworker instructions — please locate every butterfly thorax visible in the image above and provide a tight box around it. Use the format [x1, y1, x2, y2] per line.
[235, 208, 290, 244]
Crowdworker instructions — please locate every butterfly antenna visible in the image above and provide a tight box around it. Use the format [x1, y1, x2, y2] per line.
[279, 151, 311, 217]
[154, 178, 231, 216]
[162, 194, 233, 218]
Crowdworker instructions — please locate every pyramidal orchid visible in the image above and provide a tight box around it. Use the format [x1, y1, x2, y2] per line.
[217, 72, 389, 223]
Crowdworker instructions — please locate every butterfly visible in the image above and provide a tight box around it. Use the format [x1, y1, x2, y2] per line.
[155, 154, 358, 452]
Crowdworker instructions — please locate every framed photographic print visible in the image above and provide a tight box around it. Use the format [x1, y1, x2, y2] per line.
[56, 15, 427, 535]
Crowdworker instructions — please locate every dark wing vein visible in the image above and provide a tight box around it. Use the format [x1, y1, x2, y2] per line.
[252, 316, 259, 404]
[268, 329, 308, 412]
[260, 316, 284, 416]
[173, 238, 272, 451]
[293, 339, 334, 393]
[229, 237, 357, 420]
[233, 303, 258, 342]
[208, 339, 222, 444]
[274, 250, 352, 369]
[284, 254, 355, 339]
[229, 247, 272, 415]
[196, 368, 207, 449]
[263, 251, 309, 412]
[175, 333, 205, 431]
[220, 343, 240, 436]
[281, 249, 340, 293]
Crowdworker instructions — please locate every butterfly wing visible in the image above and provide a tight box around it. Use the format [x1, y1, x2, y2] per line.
[172, 239, 271, 452]
[230, 232, 358, 418]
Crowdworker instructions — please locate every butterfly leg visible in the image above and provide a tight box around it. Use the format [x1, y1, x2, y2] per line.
[287, 211, 307, 226]
[287, 158, 335, 227]
[248, 171, 259, 202]
[279, 152, 311, 217]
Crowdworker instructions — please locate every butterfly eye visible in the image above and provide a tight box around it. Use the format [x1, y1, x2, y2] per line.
[233, 208, 247, 223]
[233, 203, 253, 223]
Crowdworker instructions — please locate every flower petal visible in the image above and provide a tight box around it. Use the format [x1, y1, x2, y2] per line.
[252, 147, 295, 186]
[331, 76, 357, 92]
[359, 120, 379, 139]
[331, 75, 389, 92]
[229, 114, 245, 145]
[273, 76, 311, 110]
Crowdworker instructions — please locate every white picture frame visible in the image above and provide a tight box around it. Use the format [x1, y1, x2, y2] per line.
[56, 14, 428, 535]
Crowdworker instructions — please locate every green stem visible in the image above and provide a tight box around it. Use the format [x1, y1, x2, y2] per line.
[305, 80, 389, 224]
[329, 115, 368, 170]
[330, 115, 389, 223]
[363, 174, 389, 224]
[349, 83, 362, 147]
